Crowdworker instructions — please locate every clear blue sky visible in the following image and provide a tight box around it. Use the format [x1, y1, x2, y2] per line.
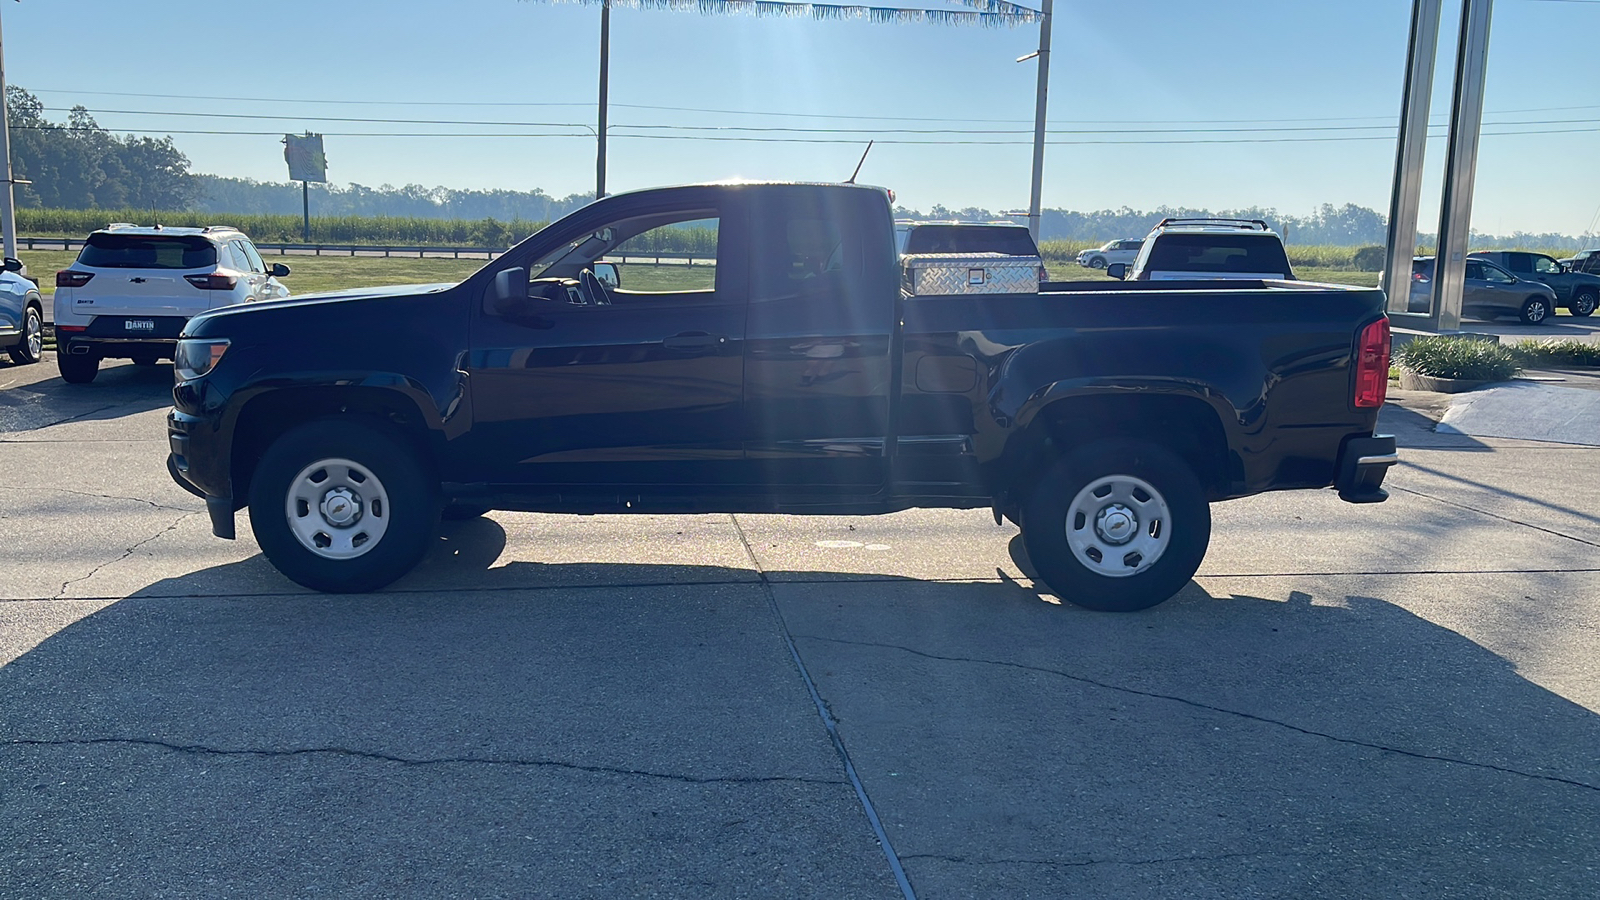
[4, 0, 1598, 236]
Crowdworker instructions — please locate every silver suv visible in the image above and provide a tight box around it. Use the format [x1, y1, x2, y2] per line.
[53, 225, 290, 384]
[1075, 239, 1142, 269]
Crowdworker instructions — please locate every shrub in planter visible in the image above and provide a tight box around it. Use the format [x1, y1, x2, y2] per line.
[1393, 336, 1518, 382]
[1507, 339, 1600, 368]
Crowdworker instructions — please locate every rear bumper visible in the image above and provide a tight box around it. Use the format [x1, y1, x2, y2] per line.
[62, 335, 179, 359]
[1335, 434, 1397, 503]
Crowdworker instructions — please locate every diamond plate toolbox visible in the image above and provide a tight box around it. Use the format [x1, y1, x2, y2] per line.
[902, 252, 1042, 295]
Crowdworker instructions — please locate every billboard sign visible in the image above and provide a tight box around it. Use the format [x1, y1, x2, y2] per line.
[283, 133, 328, 183]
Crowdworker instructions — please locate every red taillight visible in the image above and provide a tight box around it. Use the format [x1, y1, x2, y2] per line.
[1353, 317, 1391, 409]
[1412, 271, 1430, 283]
[56, 271, 94, 288]
[185, 274, 238, 290]
[55, 325, 86, 332]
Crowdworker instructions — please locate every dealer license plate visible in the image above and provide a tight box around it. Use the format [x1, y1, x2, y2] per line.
[125, 319, 155, 332]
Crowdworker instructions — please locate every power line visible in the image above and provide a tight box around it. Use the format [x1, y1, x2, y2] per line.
[15, 123, 1599, 145]
[27, 87, 1600, 128]
[42, 106, 1600, 137]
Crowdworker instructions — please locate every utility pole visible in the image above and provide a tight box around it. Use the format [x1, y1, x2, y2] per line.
[596, 0, 610, 199]
[1019, 0, 1053, 243]
[0, 5, 18, 260]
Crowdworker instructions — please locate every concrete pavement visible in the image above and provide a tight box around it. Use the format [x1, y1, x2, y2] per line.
[2, 355, 1598, 899]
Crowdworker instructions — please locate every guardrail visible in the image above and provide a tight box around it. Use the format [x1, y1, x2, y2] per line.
[15, 236, 714, 266]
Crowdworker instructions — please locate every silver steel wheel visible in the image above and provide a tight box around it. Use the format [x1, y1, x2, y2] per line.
[284, 457, 391, 560]
[1065, 473, 1172, 579]
[24, 309, 42, 358]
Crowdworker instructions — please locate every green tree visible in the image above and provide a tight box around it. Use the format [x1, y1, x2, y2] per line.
[5, 85, 196, 209]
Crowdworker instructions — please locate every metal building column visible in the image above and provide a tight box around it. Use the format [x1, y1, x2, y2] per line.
[1381, 0, 1443, 317]
[1431, 0, 1496, 334]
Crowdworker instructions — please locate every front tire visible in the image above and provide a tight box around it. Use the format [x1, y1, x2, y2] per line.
[249, 419, 439, 593]
[7, 305, 42, 364]
[1519, 295, 1552, 325]
[1088, 256, 1107, 269]
[57, 353, 98, 383]
[1021, 440, 1210, 612]
[1569, 288, 1597, 318]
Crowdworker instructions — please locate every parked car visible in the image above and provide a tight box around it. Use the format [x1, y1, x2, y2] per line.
[1075, 239, 1142, 269]
[52, 224, 291, 384]
[1109, 218, 1293, 282]
[1408, 256, 1559, 324]
[1558, 249, 1600, 276]
[0, 256, 44, 366]
[168, 181, 1395, 612]
[1467, 250, 1598, 317]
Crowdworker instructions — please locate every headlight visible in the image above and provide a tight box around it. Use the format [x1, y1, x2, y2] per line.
[173, 338, 230, 381]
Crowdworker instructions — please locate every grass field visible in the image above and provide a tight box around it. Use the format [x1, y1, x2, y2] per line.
[23, 249, 718, 300]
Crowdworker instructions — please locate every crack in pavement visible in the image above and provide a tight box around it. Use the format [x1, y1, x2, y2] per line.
[0, 401, 124, 437]
[0, 736, 848, 787]
[1392, 485, 1600, 549]
[54, 511, 202, 600]
[799, 636, 1600, 794]
[0, 485, 195, 513]
[900, 847, 1318, 870]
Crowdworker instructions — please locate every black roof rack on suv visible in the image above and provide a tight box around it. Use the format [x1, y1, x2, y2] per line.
[1155, 217, 1270, 231]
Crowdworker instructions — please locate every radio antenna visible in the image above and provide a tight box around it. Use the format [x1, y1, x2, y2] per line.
[845, 141, 874, 184]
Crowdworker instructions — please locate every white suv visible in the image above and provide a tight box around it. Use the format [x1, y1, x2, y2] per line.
[53, 225, 290, 383]
[1111, 218, 1294, 282]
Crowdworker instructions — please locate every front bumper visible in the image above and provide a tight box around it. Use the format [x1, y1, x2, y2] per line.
[167, 407, 237, 538]
[1335, 434, 1397, 503]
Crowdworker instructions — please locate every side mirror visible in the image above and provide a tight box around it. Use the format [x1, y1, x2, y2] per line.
[592, 261, 620, 289]
[269, 263, 291, 278]
[1105, 263, 1128, 281]
[484, 266, 529, 315]
[2, 257, 22, 272]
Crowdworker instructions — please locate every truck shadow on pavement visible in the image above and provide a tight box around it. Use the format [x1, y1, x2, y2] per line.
[2, 519, 1598, 897]
[0, 359, 175, 433]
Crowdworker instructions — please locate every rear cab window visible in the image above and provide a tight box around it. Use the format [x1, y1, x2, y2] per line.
[903, 225, 1039, 257]
[77, 234, 217, 270]
[1140, 233, 1292, 279]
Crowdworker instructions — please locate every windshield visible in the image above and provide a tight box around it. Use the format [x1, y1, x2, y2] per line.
[77, 233, 217, 270]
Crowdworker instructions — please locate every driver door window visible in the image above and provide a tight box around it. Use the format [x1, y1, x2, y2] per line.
[526, 212, 723, 306]
[1480, 263, 1515, 284]
[606, 218, 719, 295]
[1533, 256, 1561, 275]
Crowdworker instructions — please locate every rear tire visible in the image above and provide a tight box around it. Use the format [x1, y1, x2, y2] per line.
[7, 305, 42, 364]
[1569, 288, 1597, 318]
[1021, 440, 1210, 612]
[249, 419, 439, 593]
[1519, 295, 1552, 325]
[57, 353, 98, 384]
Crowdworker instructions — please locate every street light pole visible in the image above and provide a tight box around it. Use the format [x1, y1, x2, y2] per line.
[1022, 0, 1053, 243]
[596, 0, 610, 199]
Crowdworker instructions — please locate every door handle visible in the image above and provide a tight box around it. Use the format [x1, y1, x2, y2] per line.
[662, 332, 727, 351]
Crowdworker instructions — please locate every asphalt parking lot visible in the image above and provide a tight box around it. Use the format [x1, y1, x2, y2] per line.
[2, 356, 1598, 899]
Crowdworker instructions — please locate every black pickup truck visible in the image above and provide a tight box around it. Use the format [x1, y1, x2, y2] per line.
[167, 182, 1396, 611]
